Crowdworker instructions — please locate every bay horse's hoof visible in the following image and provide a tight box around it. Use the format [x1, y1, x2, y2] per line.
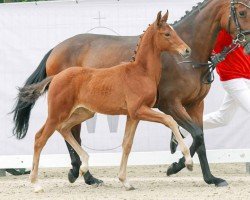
[83, 170, 103, 186]
[166, 162, 178, 176]
[215, 180, 228, 187]
[68, 169, 78, 183]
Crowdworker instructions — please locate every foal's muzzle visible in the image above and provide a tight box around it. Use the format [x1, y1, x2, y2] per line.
[180, 47, 192, 58]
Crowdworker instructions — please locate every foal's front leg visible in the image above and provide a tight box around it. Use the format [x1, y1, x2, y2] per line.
[118, 116, 139, 190]
[135, 106, 193, 170]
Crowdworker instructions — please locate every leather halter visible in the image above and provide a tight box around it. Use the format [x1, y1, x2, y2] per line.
[228, 0, 250, 45]
[179, 0, 250, 84]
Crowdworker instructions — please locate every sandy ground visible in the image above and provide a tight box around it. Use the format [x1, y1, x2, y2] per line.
[0, 163, 250, 200]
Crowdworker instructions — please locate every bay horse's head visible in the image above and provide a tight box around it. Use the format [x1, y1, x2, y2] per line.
[154, 11, 191, 58]
[220, 0, 250, 54]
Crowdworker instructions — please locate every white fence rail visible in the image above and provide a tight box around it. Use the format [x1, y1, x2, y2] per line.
[0, 149, 250, 169]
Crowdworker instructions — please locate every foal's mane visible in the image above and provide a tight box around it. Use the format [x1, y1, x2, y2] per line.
[172, 0, 211, 26]
[130, 25, 150, 62]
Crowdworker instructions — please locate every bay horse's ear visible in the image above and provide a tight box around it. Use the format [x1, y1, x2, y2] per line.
[161, 10, 169, 23]
[156, 11, 162, 27]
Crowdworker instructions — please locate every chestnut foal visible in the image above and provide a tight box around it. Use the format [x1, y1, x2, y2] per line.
[21, 11, 192, 192]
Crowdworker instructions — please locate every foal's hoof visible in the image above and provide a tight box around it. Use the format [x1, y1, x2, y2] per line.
[185, 159, 193, 171]
[68, 169, 78, 183]
[123, 181, 135, 191]
[34, 185, 44, 193]
[216, 180, 228, 187]
[83, 171, 103, 186]
[125, 185, 135, 191]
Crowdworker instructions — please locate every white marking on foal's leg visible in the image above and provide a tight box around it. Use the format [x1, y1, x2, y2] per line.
[29, 172, 44, 193]
[80, 154, 89, 175]
[118, 166, 135, 190]
[33, 182, 44, 193]
[62, 132, 90, 177]
[118, 118, 138, 191]
[168, 116, 193, 171]
[121, 179, 135, 191]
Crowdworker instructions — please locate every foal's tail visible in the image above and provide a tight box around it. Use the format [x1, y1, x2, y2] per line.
[18, 77, 53, 104]
[12, 49, 53, 139]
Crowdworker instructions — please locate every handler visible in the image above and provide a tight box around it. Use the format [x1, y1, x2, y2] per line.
[170, 29, 250, 153]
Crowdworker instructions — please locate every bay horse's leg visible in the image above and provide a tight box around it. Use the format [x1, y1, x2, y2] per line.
[160, 101, 227, 186]
[135, 106, 193, 170]
[186, 101, 228, 186]
[118, 116, 139, 191]
[29, 120, 56, 192]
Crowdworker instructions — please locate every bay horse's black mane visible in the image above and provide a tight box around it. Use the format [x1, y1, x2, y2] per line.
[172, 0, 211, 26]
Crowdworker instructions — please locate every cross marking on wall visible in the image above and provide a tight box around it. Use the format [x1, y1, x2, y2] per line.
[93, 11, 106, 27]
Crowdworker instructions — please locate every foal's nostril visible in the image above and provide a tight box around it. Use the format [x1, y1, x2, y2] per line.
[185, 48, 191, 55]
[182, 48, 191, 58]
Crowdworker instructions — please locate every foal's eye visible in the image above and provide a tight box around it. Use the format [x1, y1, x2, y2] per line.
[239, 11, 246, 18]
[165, 33, 171, 37]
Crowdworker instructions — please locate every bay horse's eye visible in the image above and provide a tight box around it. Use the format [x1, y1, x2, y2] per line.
[239, 11, 246, 18]
[165, 33, 171, 37]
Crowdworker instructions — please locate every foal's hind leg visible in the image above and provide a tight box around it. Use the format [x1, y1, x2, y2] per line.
[29, 120, 56, 192]
[61, 132, 89, 173]
[118, 116, 139, 191]
[66, 124, 82, 183]
[61, 108, 103, 186]
[66, 124, 102, 185]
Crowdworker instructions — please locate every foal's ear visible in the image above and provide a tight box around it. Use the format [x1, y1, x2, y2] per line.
[161, 10, 169, 22]
[156, 11, 162, 27]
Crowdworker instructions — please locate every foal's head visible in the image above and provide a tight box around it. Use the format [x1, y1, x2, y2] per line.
[153, 11, 191, 58]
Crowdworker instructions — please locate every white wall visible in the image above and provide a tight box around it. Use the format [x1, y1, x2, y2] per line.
[0, 0, 249, 165]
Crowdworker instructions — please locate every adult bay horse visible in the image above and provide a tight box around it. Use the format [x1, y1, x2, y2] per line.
[19, 11, 192, 192]
[13, 0, 250, 187]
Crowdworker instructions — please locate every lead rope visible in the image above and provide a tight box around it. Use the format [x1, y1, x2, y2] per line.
[178, 41, 241, 84]
[202, 42, 240, 84]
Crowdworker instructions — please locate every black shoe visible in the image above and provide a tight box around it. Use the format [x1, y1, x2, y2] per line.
[5, 168, 30, 176]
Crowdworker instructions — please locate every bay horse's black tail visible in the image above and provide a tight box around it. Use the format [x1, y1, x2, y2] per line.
[12, 49, 53, 139]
